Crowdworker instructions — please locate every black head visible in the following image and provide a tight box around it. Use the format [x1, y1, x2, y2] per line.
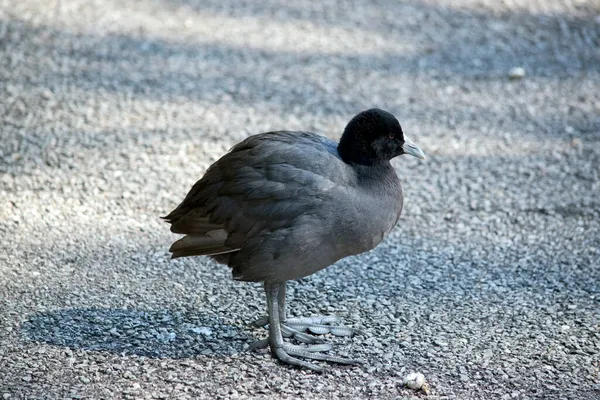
[338, 108, 409, 165]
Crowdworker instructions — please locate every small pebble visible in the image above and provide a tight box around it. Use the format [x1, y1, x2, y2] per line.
[403, 372, 426, 390]
[191, 327, 213, 335]
[508, 67, 525, 79]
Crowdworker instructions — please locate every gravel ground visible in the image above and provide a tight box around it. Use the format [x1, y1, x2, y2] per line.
[1, 0, 599, 399]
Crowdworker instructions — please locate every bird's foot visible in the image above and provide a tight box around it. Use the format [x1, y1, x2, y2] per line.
[273, 341, 361, 372]
[249, 337, 361, 372]
[256, 283, 362, 371]
[285, 316, 358, 337]
[250, 315, 359, 344]
[248, 338, 332, 353]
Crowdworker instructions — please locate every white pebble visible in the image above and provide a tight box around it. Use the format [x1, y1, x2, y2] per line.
[403, 372, 426, 390]
[508, 67, 525, 79]
[191, 327, 213, 336]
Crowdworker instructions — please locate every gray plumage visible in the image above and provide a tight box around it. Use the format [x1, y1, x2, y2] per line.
[165, 130, 402, 282]
[163, 108, 425, 371]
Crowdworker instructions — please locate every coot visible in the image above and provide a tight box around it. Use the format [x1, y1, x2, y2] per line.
[164, 108, 425, 371]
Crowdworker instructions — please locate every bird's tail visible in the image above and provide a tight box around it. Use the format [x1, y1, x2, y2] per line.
[168, 230, 240, 259]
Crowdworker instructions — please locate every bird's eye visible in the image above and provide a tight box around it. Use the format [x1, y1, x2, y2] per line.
[388, 133, 395, 139]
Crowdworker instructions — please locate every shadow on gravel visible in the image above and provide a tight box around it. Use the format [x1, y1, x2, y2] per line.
[22, 308, 249, 358]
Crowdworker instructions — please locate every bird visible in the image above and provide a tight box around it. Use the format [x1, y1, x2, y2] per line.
[163, 108, 425, 371]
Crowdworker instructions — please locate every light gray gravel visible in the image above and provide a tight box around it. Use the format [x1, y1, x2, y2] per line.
[1, 0, 599, 399]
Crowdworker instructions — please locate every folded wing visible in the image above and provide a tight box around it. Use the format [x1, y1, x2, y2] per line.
[163, 132, 345, 263]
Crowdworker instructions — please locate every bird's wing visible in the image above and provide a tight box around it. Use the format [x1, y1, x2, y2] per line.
[163, 132, 348, 259]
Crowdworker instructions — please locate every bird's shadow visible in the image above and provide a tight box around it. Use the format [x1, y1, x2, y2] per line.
[21, 308, 250, 359]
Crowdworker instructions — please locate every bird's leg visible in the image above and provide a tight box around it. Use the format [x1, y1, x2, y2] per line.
[275, 282, 328, 345]
[248, 281, 332, 351]
[250, 282, 358, 343]
[277, 280, 287, 320]
[261, 281, 360, 372]
[248, 282, 331, 351]
[250, 284, 286, 327]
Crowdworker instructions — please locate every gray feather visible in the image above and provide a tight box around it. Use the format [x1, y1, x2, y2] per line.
[163, 130, 403, 282]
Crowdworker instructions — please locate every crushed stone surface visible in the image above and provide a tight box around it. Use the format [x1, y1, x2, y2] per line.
[0, 0, 599, 398]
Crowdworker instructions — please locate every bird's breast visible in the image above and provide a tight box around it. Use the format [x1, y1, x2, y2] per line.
[331, 187, 402, 258]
